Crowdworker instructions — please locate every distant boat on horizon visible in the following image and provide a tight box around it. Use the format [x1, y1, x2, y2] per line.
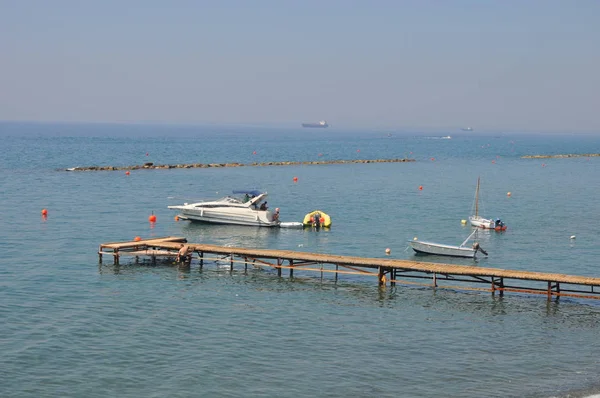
[302, 120, 329, 128]
[461, 127, 473, 131]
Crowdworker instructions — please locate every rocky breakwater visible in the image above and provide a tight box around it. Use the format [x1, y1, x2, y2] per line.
[64, 158, 415, 172]
[522, 153, 600, 159]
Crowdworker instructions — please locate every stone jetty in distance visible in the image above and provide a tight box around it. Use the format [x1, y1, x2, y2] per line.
[63, 158, 415, 172]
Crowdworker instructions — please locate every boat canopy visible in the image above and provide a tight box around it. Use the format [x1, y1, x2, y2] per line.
[232, 189, 263, 197]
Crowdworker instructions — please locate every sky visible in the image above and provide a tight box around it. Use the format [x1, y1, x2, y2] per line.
[1, 0, 599, 132]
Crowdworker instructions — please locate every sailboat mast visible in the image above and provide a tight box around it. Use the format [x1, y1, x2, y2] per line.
[475, 177, 480, 217]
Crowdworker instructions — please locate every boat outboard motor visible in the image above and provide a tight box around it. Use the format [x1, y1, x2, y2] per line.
[472, 242, 488, 256]
[313, 213, 321, 229]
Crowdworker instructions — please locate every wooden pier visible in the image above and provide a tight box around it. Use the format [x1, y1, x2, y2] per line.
[99, 237, 600, 301]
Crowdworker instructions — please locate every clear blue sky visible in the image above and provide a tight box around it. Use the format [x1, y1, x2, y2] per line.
[1, 0, 598, 131]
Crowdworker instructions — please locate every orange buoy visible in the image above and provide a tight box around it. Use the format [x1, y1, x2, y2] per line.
[507, 192, 512, 197]
[125, 171, 130, 175]
[41, 208, 48, 216]
[419, 185, 423, 190]
[293, 176, 298, 182]
[134, 236, 142, 242]
[148, 214, 157, 222]
[430, 157, 435, 161]
[174, 215, 179, 221]
[319, 217, 325, 224]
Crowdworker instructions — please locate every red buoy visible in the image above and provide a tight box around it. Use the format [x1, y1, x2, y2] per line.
[419, 186, 423, 190]
[148, 214, 157, 222]
[134, 236, 141, 242]
[293, 176, 298, 182]
[125, 171, 130, 175]
[41, 208, 48, 216]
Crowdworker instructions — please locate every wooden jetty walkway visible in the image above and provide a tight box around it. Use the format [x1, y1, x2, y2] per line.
[99, 237, 600, 301]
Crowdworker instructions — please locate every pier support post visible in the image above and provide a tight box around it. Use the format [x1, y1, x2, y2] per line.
[244, 257, 248, 272]
[289, 259, 294, 278]
[230, 254, 234, 272]
[499, 277, 504, 297]
[200, 252, 204, 268]
[335, 264, 338, 283]
[98, 247, 102, 264]
[391, 269, 396, 287]
[433, 273, 437, 288]
[547, 282, 552, 300]
[277, 259, 282, 277]
[114, 249, 119, 265]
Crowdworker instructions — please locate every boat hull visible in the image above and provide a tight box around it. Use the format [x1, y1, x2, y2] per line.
[409, 240, 476, 258]
[469, 216, 507, 231]
[170, 207, 280, 227]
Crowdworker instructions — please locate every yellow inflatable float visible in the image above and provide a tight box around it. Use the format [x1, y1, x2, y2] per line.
[302, 210, 332, 228]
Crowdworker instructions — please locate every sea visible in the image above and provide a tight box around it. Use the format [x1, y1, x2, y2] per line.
[1, 121, 599, 398]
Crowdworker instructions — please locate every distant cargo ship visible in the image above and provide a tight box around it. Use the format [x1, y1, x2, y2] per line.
[302, 120, 329, 128]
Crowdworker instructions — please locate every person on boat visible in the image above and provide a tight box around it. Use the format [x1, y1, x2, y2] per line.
[495, 218, 504, 228]
[260, 201, 268, 211]
[312, 212, 321, 228]
[243, 193, 250, 203]
[273, 208, 280, 221]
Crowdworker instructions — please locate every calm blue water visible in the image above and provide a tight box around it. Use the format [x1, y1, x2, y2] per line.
[1, 122, 600, 397]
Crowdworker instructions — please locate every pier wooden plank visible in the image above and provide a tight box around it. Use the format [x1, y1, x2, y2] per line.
[101, 238, 600, 288]
[98, 237, 600, 301]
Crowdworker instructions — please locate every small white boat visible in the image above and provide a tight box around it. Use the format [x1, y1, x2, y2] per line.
[468, 177, 507, 231]
[168, 190, 280, 227]
[409, 230, 487, 258]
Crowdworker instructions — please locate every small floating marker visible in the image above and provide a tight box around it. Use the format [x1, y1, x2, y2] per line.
[41, 208, 48, 216]
[146, 152, 149, 156]
[418, 185, 423, 190]
[542, 163, 546, 167]
[125, 171, 130, 176]
[134, 236, 142, 242]
[252, 151, 257, 155]
[430, 157, 435, 161]
[174, 215, 179, 221]
[507, 192, 512, 197]
[461, 219, 467, 225]
[293, 176, 298, 182]
[148, 213, 157, 222]
[570, 235, 576, 240]
[318, 153, 323, 157]
[491, 160, 496, 164]
[413, 237, 418, 241]
[385, 248, 391, 255]
[356, 149, 360, 153]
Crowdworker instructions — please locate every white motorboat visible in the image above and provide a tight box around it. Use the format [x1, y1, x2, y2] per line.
[168, 190, 280, 227]
[409, 230, 488, 258]
[468, 177, 507, 231]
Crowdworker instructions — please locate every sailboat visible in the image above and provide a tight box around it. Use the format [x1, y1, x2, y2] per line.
[408, 229, 488, 258]
[468, 177, 507, 231]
